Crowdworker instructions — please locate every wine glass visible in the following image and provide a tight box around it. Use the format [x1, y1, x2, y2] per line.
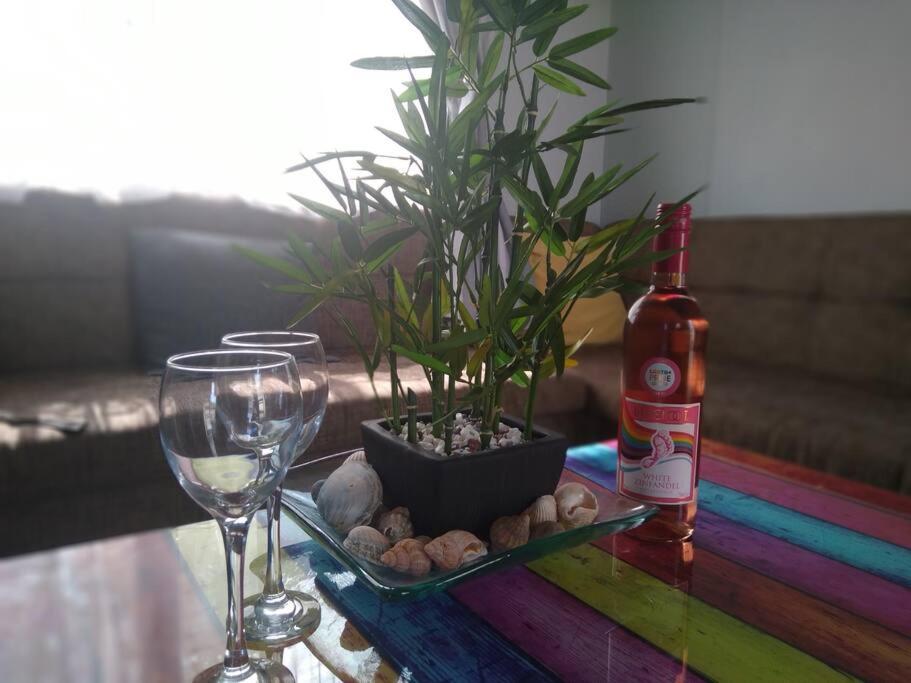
[221, 332, 329, 645]
[160, 349, 303, 683]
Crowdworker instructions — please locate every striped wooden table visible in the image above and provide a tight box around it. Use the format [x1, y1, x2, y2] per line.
[2, 438, 909, 682]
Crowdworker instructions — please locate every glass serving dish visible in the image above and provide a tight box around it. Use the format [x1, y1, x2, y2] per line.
[281, 450, 656, 600]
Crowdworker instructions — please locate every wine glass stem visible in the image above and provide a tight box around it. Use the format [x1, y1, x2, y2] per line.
[263, 486, 286, 598]
[220, 516, 253, 672]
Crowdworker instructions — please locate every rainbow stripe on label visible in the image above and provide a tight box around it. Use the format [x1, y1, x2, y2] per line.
[620, 398, 696, 458]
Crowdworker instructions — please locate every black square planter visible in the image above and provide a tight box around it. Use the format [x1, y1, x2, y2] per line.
[361, 414, 568, 538]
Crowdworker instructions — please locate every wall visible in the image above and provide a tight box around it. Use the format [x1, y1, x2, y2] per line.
[605, 0, 911, 220]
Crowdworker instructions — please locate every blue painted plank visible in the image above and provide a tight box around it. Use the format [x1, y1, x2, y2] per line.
[288, 541, 557, 683]
[565, 443, 911, 588]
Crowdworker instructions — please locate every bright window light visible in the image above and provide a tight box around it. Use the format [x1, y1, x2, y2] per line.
[0, 1, 428, 209]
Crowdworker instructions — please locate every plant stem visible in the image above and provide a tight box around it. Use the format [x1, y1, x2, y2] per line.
[387, 269, 400, 433]
[406, 388, 417, 444]
[524, 359, 542, 441]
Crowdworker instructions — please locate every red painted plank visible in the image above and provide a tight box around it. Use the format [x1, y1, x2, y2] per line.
[701, 439, 911, 516]
[594, 534, 911, 683]
[564, 470, 911, 637]
[450, 566, 705, 683]
[700, 456, 911, 548]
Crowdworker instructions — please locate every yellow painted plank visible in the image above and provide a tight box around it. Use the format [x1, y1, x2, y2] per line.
[528, 544, 857, 683]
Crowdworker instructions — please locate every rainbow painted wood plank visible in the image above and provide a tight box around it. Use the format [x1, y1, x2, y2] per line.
[297, 440, 911, 682]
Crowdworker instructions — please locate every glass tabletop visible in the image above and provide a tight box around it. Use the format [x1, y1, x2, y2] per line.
[1, 440, 908, 682]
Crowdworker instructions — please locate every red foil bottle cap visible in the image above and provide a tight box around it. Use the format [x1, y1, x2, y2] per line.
[653, 202, 692, 275]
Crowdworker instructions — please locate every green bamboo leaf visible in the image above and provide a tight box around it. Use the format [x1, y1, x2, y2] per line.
[289, 194, 354, 225]
[233, 246, 313, 282]
[531, 152, 554, 205]
[391, 344, 454, 376]
[457, 300, 477, 331]
[393, 267, 418, 327]
[426, 328, 488, 353]
[376, 126, 427, 159]
[532, 64, 586, 96]
[510, 369, 530, 388]
[519, 5, 587, 43]
[541, 126, 631, 149]
[558, 163, 620, 217]
[390, 0, 449, 50]
[362, 215, 399, 234]
[518, 0, 562, 25]
[549, 26, 617, 58]
[363, 227, 417, 268]
[550, 318, 566, 376]
[502, 175, 547, 226]
[548, 57, 610, 89]
[552, 143, 581, 202]
[284, 151, 376, 174]
[480, 34, 504, 85]
[478, 0, 514, 31]
[287, 234, 328, 280]
[351, 55, 435, 70]
[358, 159, 424, 193]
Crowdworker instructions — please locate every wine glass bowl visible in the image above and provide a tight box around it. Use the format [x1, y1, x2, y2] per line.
[220, 332, 329, 646]
[160, 349, 302, 682]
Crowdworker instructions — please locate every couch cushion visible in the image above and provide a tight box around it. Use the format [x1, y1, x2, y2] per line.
[128, 228, 309, 370]
[689, 213, 911, 391]
[704, 360, 911, 492]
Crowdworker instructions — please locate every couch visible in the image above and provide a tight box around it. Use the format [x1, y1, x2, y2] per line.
[1, 190, 908, 556]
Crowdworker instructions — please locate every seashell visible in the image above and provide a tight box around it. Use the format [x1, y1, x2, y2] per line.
[345, 450, 367, 464]
[489, 514, 530, 552]
[523, 495, 558, 526]
[317, 458, 383, 534]
[343, 525, 390, 564]
[424, 530, 487, 571]
[380, 538, 432, 577]
[554, 482, 599, 529]
[310, 479, 326, 502]
[375, 506, 414, 544]
[414, 535, 432, 545]
[530, 520, 565, 540]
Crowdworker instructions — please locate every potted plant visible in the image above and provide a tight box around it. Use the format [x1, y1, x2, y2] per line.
[244, 0, 697, 537]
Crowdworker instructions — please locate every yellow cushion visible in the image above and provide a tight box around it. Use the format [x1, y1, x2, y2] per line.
[530, 241, 627, 345]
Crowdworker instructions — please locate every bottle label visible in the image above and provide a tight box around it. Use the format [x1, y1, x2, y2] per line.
[618, 396, 700, 504]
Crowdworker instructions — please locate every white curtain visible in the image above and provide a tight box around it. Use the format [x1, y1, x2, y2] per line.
[0, 1, 426, 209]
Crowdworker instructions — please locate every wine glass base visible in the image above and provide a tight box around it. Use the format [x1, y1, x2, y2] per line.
[243, 590, 321, 647]
[193, 657, 294, 682]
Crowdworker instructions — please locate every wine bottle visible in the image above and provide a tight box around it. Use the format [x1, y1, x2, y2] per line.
[618, 202, 708, 542]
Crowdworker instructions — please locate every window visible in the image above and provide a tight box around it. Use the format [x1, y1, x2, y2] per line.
[0, 1, 427, 208]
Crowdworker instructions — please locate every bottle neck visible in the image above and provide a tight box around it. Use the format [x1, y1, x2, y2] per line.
[651, 203, 692, 290]
[652, 271, 687, 289]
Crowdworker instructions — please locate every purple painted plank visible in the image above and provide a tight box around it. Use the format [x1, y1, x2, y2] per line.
[450, 566, 706, 683]
[701, 457, 911, 549]
[695, 510, 911, 637]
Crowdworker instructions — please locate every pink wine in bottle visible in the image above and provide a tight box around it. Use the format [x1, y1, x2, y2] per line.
[618, 202, 708, 542]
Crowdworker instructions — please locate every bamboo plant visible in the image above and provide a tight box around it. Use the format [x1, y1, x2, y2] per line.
[243, 0, 697, 453]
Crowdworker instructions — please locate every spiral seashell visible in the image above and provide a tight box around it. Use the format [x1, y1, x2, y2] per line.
[345, 450, 368, 465]
[343, 525, 390, 564]
[414, 536, 432, 545]
[523, 495, 558, 526]
[424, 530, 487, 571]
[529, 520, 565, 540]
[554, 482, 599, 529]
[317, 458, 383, 534]
[489, 514, 531, 552]
[380, 538, 432, 577]
[374, 506, 414, 545]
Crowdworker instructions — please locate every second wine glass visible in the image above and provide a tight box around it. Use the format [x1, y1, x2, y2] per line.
[221, 331, 329, 645]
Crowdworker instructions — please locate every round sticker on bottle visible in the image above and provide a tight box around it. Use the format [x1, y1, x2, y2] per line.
[641, 357, 681, 397]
